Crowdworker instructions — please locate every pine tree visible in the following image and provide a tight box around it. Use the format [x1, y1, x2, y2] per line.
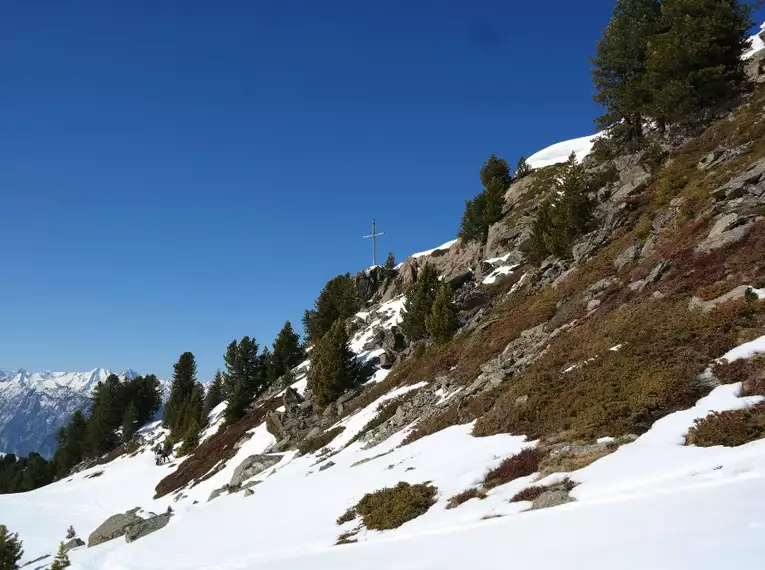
[49, 542, 70, 570]
[129, 374, 162, 426]
[52, 410, 87, 478]
[479, 154, 512, 187]
[164, 352, 199, 440]
[66, 526, 76, 540]
[302, 274, 360, 342]
[310, 320, 362, 408]
[531, 153, 594, 260]
[384, 252, 396, 271]
[270, 321, 305, 381]
[21, 453, 52, 491]
[646, 0, 754, 128]
[224, 337, 266, 424]
[401, 264, 440, 342]
[591, 0, 661, 145]
[121, 402, 139, 442]
[516, 156, 532, 178]
[425, 283, 458, 343]
[459, 154, 511, 243]
[0, 525, 23, 570]
[203, 371, 225, 415]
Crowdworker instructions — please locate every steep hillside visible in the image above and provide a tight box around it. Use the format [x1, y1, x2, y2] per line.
[4, 25, 765, 570]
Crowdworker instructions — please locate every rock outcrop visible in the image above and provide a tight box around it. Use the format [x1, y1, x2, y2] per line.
[124, 512, 172, 543]
[88, 511, 144, 547]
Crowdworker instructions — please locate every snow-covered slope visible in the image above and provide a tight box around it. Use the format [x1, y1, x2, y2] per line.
[527, 134, 600, 169]
[2, 333, 765, 569]
[0, 368, 139, 458]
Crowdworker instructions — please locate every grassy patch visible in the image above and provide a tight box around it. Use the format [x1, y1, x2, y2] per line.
[299, 426, 346, 456]
[343, 482, 438, 531]
[686, 405, 765, 447]
[446, 488, 486, 509]
[483, 448, 542, 489]
[475, 297, 765, 441]
[538, 442, 618, 476]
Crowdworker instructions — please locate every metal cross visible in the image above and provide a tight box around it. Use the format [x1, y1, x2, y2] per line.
[363, 218, 385, 266]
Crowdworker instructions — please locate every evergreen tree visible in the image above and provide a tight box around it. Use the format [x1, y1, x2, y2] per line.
[270, 321, 305, 381]
[591, 0, 661, 145]
[224, 337, 266, 424]
[425, 283, 458, 343]
[121, 402, 139, 443]
[401, 264, 440, 342]
[66, 526, 76, 540]
[516, 156, 532, 178]
[164, 352, 199, 440]
[531, 153, 594, 260]
[310, 320, 363, 407]
[459, 154, 511, 243]
[203, 371, 225, 415]
[0, 525, 23, 570]
[177, 417, 201, 457]
[302, 274, 360, 342]
[479, 154, 512, 187]
[52, 410, 87, 478]
[646, 0, 754, 128]
[21, 453, 52, 491]
[49, 542, 70, 570]
[129, 374, 162, 426]
[384, 252, 396, 271]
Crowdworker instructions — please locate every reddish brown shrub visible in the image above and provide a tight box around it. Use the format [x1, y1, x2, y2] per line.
[686, 405, 765, 447]
[446, 488, 486, 509]
[483, 448, 542, 489]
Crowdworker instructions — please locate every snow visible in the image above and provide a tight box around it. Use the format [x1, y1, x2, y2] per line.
[526, 134, 601, 169]
[411, 239, 457, 259]
[482, 264, 519, 285]
[4, 337, 765, 569]
[719, 334, 765, 362]
[349, 296, 406, 354]
[744, 22, 765, 59]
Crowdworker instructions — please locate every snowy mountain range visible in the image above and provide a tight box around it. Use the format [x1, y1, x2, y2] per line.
[0, 368, 141, 458]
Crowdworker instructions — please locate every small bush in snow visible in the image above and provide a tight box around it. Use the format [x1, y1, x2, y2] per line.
[686, 405, 765, 447]
[446, 488, 486, 509]
[347, 482, 437, 531]
[483, 448, 542, 489]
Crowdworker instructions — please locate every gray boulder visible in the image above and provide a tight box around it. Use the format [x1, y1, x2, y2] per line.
[613, 244, 640, 270]
[62, 537, 85, 553]
[88, 512, 144, 547]
[124, 512, 171, 544]
[230, 454, 281, 487]
[530, 488, 575, 511]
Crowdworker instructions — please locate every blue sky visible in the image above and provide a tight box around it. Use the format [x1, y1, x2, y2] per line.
[2, 1, 763, 380]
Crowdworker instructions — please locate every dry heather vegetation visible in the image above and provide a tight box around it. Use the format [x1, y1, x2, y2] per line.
[376, 82, 765, 448]
[298, 426, 346, 456]
[337, 482, 437, 532]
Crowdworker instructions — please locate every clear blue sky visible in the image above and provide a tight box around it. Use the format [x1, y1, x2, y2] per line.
[2, 1, 762, 380]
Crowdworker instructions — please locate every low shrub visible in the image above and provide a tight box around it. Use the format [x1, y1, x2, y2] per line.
[446, 488, 486, 509]
[336, 507, 357, 525]
[712, 357, 765, 396]
[299, 426, 346, 456]
[686, 405, 765, 447]
[483, 448, 542, 489]
[347, 482, 438, 531]
[510, 478, 576, 503]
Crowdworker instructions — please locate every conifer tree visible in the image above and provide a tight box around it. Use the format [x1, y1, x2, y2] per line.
[163, 352, 199, 440]
[49, 542, 70, 570]
[479, 154, 512, 187]
[203, 371, 225, 415]
[0, 525, 23, 570]
[401, 264, 441, 342]
[384, 252, 396, 271]
[591, 0, 661, 145]
[531, 153, 594, 260]
[121, 401, 139, 442]
[516, 156, 532, 178]
[270, 321, 305, 381]
[425, 283, 458, 343]
[129, 374, 162, 426]
[52, 410, 87, 477]
[302, 274, 360, 342]
[66, 526, 76, 540]
[21, 453, 52, 492]
[310, 320, 362, 407]
[646, 0, 754, 128]
[223, 337, 266, 424]
[459, 154, 511, 243]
